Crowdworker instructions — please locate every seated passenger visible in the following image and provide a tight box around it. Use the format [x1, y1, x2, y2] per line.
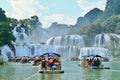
[53, 60, 61, 70]
[96, 58, 101, 67]
[82, 59, 88, 67]
[41, 59, 47, 70]
[48, 57, 54, 70]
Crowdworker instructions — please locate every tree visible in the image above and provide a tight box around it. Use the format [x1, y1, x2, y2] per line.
[86, 23, 103, 37]
[8, 18, 18, 28]
[0, 22, 15, 46]
[102, 15, 120, 33]
[0, 8, 7, 21]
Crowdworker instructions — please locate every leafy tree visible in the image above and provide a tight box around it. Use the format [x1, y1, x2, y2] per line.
[8, 18, 18, 28]
[85, 23, 103, 37]
[0, 8, 7, 21]
[102, 15, 120, 33]
[0, 22, 15, 46]
[0, 8, 15, 46]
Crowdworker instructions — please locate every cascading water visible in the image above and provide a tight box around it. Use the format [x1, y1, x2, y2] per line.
[13, 27, 32, 57]
[46, 35, 85, 59]
[13, 27, 29, 45]
[0, 51, 8, 62]
[94, 33, 120, 47]
[47, 34, 113, 61]
[32, 44, 55, 56]
[12, 26, 55, 57]
[94, 34, 111, 47]
[78, 47, 113, 61]
[83, 33, 113, 61]
[1, 45, 14, 58]
[47, 35, 85, 46]
[0, 45, 14, 61]
[10, 25, 120, 61]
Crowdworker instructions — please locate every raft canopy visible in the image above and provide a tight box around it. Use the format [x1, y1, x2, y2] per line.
[40, 52, 61, 57]
[82, 54, 102, 58]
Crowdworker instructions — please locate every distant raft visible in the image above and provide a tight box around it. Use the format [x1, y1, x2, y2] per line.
[39, 70, 64, 74]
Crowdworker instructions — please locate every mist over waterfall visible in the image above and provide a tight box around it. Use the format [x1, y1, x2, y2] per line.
[28, 24, 49, 43]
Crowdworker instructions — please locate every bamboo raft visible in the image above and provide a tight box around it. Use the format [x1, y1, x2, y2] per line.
[39, 70, 64, 74]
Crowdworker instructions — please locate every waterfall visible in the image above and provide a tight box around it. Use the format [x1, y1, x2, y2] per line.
[1, 45, 14, 58]
[12, 26, 56, 58]
[13, 27, 29, 45]
[47, 34, 113, 61]
[94, 33, 120, 48]
[33, 44, 55, 56]
[46, 35, 85, 59]
[13, 27, 31, 57]
[47, 35, 85, 46]
[78, 33, 114, 61]
[94, 34, 111, 47]
[0, 45, 14, 61]
[14, 45, 31, 57]
[0, 53, 8, 62]
[0, 51, 8, 62]
[10, 25, 120, 61]
[78, 47, 113, 61]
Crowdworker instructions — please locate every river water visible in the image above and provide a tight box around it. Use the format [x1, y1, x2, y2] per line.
[0, 60, 120, 80]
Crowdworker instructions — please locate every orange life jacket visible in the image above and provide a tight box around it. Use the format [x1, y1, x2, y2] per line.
[54, 62, 60, 65]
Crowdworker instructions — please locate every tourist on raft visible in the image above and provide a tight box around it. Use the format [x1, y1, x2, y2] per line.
[41, 57, 61, 70]
[82, 57, 101, 67]
[41, 58, 47, 70]
[52, 58, 61, 70]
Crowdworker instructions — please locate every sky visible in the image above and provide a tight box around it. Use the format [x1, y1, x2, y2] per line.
[0, 0, 107, 28]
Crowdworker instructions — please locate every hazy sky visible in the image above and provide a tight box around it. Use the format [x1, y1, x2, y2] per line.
[0, 0, 106, 28]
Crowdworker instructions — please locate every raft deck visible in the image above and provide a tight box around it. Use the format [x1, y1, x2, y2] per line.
[39, 70, 64, 74]
[91, 66, 110, 69]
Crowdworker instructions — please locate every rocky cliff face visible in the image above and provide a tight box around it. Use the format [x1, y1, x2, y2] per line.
[105, 0, 120, 14]
[99, 0, 120, 21]
[74, 0, 120, 27]
[74, 8, 103, 27]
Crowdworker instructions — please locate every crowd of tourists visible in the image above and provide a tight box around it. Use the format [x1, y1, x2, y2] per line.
[82, 57, 101, 67]
[40, 57, 61, 70]
[8, 56, 31, 63]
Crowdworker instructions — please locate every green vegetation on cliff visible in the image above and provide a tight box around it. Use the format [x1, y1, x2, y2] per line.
[78, 0, 120, 36]
[0, 8, 15, 46]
